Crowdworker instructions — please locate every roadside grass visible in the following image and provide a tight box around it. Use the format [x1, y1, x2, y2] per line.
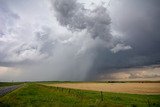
[0, 82, 23, 88]
[0, 83, 159, 107]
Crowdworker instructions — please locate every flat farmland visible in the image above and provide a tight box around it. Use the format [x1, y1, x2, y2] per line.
[44, 83, 160, 95]
[0, 83, 160, 107]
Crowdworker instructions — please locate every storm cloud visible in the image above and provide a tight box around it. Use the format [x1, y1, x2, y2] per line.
[0, 0, 160, 81]
[52, 0, 112, 41]
[89, 0, 160, 74]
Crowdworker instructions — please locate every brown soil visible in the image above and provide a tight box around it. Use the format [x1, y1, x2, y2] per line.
[44, 83, 160, 94]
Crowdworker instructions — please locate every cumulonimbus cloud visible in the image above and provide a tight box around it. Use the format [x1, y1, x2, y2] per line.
[52, 0, 112, 41]
[0, 0, 132, 81]
[1, 0, 159, 81]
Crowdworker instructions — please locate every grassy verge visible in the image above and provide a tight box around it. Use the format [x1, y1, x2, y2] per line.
[0, 83, 159, 107]
[0, 82, 23, 88]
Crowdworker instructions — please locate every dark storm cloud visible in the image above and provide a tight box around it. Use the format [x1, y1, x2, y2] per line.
[52, 0, 160, 69]
[120, 0, 160, 66]
[52, 0, 112, 41]
[50, 0, 135, 80]
[0, 0, 159, 81]
[87, 0, 160, 79]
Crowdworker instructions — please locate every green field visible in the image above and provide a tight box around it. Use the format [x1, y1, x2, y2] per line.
[0, 83, 160, 107]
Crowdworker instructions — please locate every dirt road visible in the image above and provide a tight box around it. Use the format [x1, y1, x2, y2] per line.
[45, 83, 160, 94]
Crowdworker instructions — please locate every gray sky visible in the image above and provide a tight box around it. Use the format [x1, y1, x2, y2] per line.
[0, 0, 160, 81]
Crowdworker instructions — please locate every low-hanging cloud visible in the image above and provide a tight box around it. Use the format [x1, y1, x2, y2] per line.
[111, 44, 132, 53]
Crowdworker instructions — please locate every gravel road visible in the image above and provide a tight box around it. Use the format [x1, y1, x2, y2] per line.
[0, 85, 23, 96]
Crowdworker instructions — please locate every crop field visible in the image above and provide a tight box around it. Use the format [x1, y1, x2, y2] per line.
[44, 83, 160, 95]
[0, 82, 160, 107]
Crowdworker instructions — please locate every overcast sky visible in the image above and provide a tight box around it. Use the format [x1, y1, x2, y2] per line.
[0, 0, 160, 81]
